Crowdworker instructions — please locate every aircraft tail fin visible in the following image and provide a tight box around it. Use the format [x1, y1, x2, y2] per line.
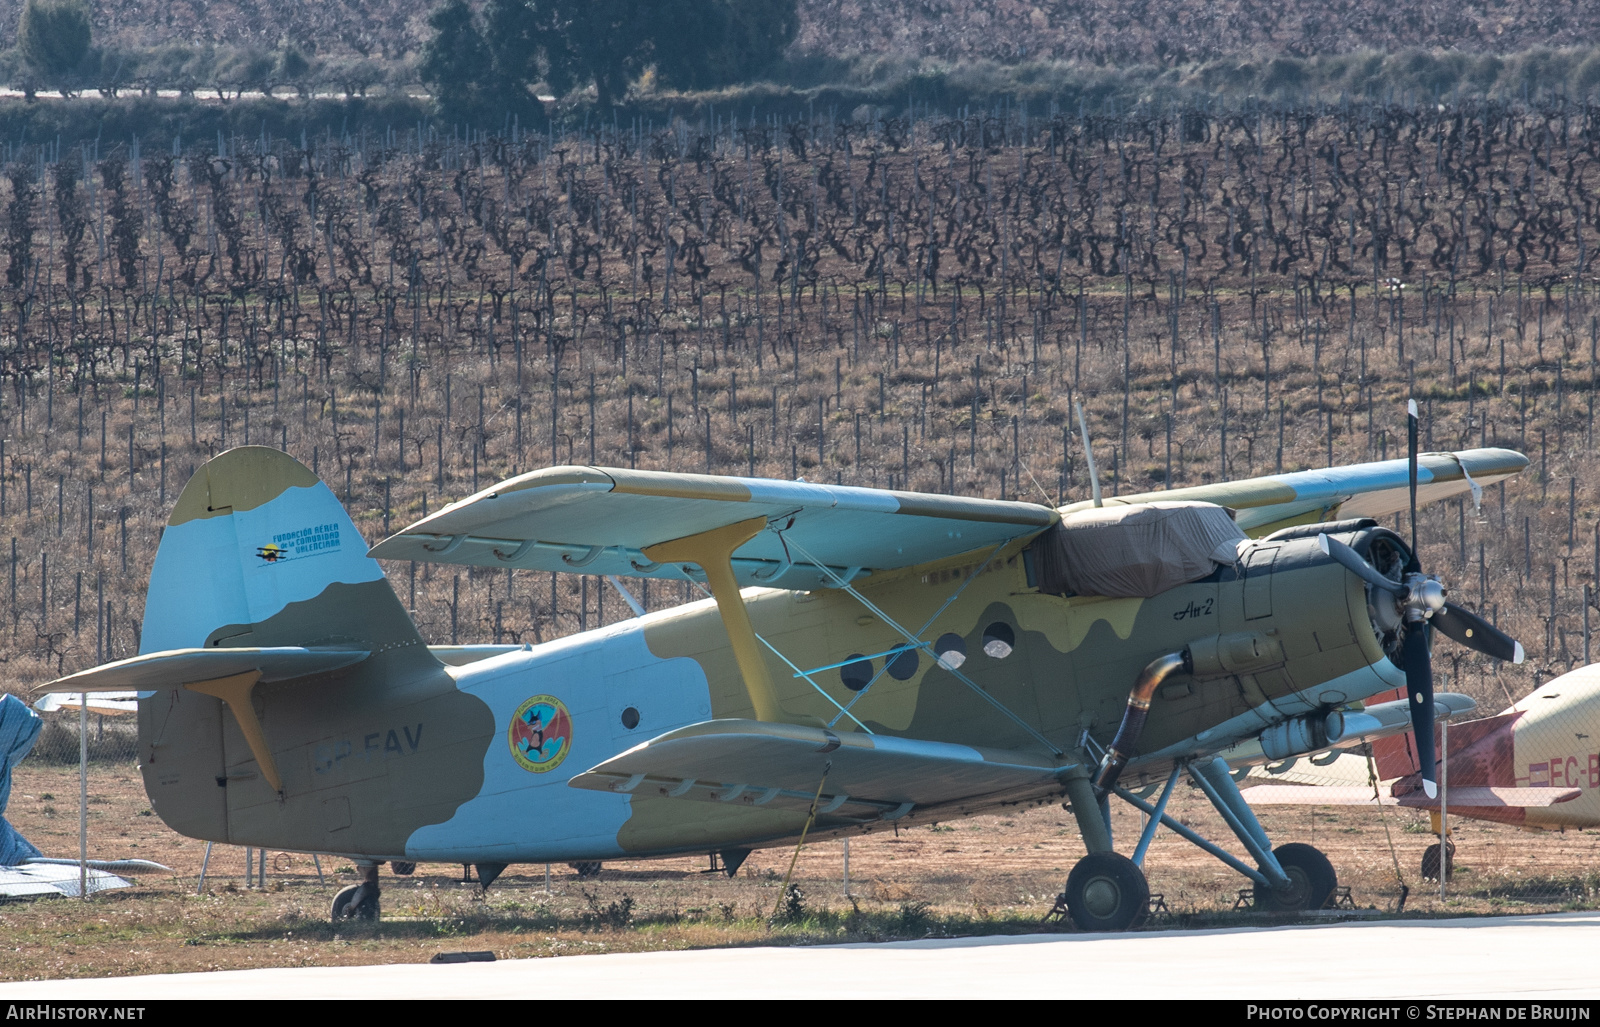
[1367, 683, 1521, 790]
[1366, 688, 1421, 781]
[141, 447, 434, 677]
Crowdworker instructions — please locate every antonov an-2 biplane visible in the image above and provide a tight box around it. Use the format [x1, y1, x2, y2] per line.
[38, 424, 1527, 929]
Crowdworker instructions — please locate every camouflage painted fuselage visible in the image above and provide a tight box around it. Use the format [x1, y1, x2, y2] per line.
[136, 451, 1405, 864]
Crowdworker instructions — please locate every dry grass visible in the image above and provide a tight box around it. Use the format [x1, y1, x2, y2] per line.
[7, 759, 1600, 981]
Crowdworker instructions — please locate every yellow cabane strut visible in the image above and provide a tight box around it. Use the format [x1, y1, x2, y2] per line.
[644, 516, 810, 725]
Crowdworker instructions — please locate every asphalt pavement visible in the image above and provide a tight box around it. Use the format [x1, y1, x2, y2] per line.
[3, 911, 1595, 999]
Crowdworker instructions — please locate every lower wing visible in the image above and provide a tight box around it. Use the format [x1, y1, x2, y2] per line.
[569, 719, 1069, 821]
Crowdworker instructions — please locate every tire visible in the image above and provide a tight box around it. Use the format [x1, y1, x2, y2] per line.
[569, 861, 603, 879]
[330, 883, 379, 921]
[1259, 843, 1338, 911]
[1421, 841, 1456, 882]
[1063, 852, 1149, 932]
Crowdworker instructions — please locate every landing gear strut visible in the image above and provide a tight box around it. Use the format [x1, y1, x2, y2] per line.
[1090, 757, 1340, 923]
[331, 863, 381, 921]
[1059, 768, 1151, 931]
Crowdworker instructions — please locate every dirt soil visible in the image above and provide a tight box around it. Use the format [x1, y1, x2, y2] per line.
[6, 762, 1600, 982]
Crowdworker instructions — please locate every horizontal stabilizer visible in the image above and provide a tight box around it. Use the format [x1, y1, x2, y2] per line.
[36, 647, 370, 693]
[1242, 785, 1581, 809]
[370, 466, 1057, 589]
[33, 692, 139, 716]
[428, 645, 529, 667]
[569, 719, 1067, 820]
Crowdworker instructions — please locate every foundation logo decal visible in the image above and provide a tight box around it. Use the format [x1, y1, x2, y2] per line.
[509, 695, 573, 773]
[256, 522, 343, 564]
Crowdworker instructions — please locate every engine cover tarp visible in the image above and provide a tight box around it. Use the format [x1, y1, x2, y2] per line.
[0, 693, 43, 865]
[1035, 501, 1245, 598]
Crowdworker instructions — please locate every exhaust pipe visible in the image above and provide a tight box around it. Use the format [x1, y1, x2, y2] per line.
[1093, 650, 1191, 795]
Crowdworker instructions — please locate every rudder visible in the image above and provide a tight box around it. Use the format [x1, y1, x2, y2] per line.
[142, 446, 430, 672]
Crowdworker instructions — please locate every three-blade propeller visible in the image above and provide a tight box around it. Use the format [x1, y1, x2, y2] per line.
[1316, 402, 1523, 798]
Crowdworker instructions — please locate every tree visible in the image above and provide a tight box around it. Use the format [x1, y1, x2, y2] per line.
[658, 0, 798, 91]
[481, 0, 655, 110]
[274, 45, 312, 99]
[420, 0, 496, 122]
[17, 0, 91, 96]
[454, 0, 797, 110]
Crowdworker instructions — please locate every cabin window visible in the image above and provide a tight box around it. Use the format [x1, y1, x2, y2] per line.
[983, 622, 1016, 659]
[840, 656, 873, 691]
[934, 633, 968, 670]
[620, 706, 641, 730]
[886, 645, 920, 681]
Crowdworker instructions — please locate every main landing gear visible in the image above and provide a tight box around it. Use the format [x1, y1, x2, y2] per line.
[1062, 851, 1150, 931]
[1058, 757, 1339, 932]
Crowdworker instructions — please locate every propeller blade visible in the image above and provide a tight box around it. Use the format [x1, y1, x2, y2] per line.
[1407, 399, 1420, 567]
[1432, 602, 1525, 664]
[1318, 533, 1406, 595]
[1401, 625, 1438, 799]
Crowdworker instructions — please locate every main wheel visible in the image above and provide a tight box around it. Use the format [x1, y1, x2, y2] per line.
[1421, 841, 1455, 882]
[569, 861, 603, 879]
[330, 883, 379, 921]
[1063, 852, 1149, 932]
[1258, 843, 1337, 911]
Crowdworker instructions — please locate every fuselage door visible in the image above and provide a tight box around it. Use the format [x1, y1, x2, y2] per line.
[1243, 545, 1280, 621]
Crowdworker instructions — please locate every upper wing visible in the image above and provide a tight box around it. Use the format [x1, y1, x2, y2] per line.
[368, 466, 1058, 589]
[368, 448, 1523, 587]
[568, 718, 1069, 820]
[1074, 448, 1526, 536]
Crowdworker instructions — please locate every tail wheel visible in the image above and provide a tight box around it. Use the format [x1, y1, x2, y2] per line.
[1258, 843, 1337, 911]
[1421, 841, 1456, 882]
[1063, 851, 1149, 932]
[330, 883, 379, 921]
